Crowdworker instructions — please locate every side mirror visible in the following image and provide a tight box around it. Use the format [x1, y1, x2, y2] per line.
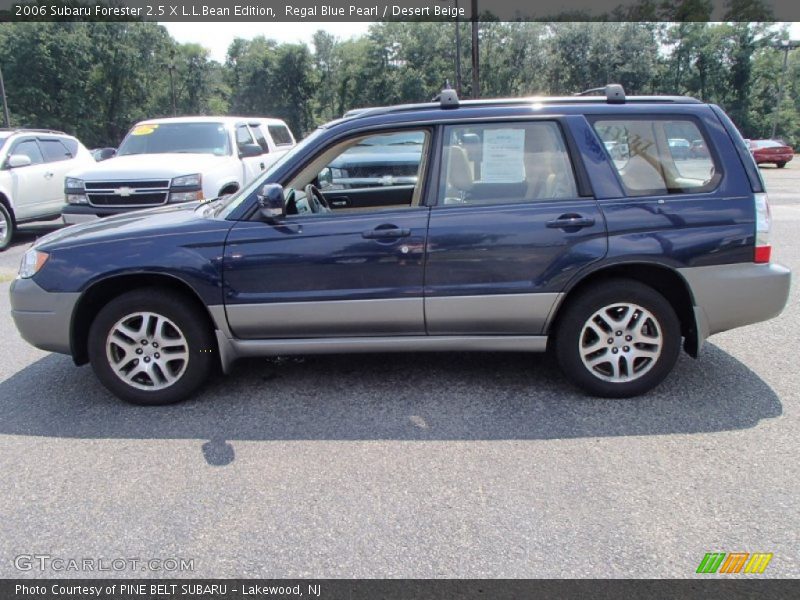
[257, 183, 285, 220]
[238, 143, 263, 158]
[7, 154, 32, 169]
[318, 167, 333, 189]
[96, 147, 116, 161]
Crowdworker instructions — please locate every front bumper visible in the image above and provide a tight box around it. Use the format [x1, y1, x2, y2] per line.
[62, 204, 145, 225]
[10, 278, 80, 355]
[679, 262, 791, 346]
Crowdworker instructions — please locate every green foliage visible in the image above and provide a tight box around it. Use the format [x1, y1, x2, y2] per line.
[0, 21, 797, 147]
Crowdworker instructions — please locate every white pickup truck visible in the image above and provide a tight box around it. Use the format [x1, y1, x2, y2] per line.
[62, 116, 295, 224]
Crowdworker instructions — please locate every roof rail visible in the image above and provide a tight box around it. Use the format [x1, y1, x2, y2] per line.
[575, 84, 626, 104]
[0, 127, 68, 135]
[431, 84, 459, 109]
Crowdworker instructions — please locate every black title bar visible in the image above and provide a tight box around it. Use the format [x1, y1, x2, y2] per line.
[1, 0, 799, 22]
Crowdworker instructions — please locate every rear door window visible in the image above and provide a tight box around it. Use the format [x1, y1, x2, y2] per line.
[593, 118, 720, 196]
[438, 121, 578, 206]
[39, 139, 73, 162]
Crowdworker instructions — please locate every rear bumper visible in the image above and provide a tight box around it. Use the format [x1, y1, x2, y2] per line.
[10, 278, 79, 355]
[679, 262, 791, 347]
[754, 154, 794, 164]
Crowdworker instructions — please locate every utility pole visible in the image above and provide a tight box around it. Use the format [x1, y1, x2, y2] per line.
[437, 0, 462, 96]
[471, 0, 479, 98]
[455, 1, 462, 97]
[771, 40, 800, 140]
[0, 64, 10, 128]
[167, 49, 177, 117]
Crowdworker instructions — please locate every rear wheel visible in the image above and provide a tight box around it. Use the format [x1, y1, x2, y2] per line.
[88, 289, 215, 405]
[776, 162, 786, 169]
[555, 279, 681, 398]
[0, 203, 15, 251]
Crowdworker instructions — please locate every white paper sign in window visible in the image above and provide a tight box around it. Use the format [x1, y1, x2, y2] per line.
[481, 128, 525, 182]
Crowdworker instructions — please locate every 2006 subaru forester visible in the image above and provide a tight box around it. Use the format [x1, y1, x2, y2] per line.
[10, 85, 791, 404]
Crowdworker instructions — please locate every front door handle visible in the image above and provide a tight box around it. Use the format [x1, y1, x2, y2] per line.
[546, 214, 595, 229]
[44, 172, 54, 179]
[362, 227, 411, 239]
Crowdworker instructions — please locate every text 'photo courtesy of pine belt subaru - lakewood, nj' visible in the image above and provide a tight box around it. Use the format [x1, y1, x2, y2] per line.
[10, 85, 791, 405]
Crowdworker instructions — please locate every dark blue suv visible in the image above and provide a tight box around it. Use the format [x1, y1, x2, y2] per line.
[10, 86, 791, 404]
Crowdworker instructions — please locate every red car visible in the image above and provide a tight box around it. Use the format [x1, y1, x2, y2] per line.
[747, 139, 794, 168]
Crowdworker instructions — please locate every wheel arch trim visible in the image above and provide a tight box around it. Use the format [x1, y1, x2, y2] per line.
[70, 271, 226, 366]
[544, 260, 702, 357]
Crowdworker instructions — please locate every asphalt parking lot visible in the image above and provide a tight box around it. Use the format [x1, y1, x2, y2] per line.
[1, 162, 798, 579]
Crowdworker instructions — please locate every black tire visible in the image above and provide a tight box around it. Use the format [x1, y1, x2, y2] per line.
[554, 279, 681, 398]
[776, 162, 786, 169]
[87, 288, 215, 405]
[0, 203, 15, 251]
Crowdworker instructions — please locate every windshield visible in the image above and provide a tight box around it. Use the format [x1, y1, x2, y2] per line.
[117, 122, 231, 156]
[214, 128, 327, 219]
[0, 134, 9, 152]
[753, 140, 783, 148]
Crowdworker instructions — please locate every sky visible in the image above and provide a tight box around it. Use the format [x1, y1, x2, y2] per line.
[162, 22, 371, 62]
[163, 22, 800, 63]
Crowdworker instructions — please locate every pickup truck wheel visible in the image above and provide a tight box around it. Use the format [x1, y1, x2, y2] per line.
[555, 279, 681, 398]
[0, 204, 14, 251]
[87, 289, 215, 405]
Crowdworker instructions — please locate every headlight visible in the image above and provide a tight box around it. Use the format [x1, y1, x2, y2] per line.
[171, 173, 202, 188]
[65, 177, 87, 204]
[169, 190, 204, 203]
[18, 249, 49, 279]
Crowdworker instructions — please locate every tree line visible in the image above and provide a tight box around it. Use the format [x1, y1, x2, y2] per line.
[0, 21, 797, 148]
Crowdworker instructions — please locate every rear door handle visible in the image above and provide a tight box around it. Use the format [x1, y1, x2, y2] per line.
[546, 215, 595, 229]
[362, 227, 411, 239]
[44, 172, 54, 179]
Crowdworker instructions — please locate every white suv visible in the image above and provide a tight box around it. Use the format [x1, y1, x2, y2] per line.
[62, 116, 295, 224]
[0, 129, 94, 250]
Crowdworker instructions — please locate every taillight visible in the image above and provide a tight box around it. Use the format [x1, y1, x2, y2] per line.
[754, 192, 772, 264]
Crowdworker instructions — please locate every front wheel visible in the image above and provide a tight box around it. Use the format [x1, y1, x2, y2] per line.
[87, 289, 215, 405]
[554, 279, 681, 398]
[776, 162, 786, 169]
[0, 203, 15, 251]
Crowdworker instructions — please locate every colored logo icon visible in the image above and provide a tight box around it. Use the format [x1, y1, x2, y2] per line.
[696, 552, 773, 574]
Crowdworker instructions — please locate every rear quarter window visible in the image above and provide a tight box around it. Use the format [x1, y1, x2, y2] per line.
[593, 118, 720, 196]
[268, 124, 294, 146]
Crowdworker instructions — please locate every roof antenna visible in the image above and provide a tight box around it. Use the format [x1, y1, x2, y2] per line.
[432, 81, 459, 109]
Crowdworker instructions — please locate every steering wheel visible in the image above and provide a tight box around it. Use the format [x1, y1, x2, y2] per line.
[304, 184, 332, 214]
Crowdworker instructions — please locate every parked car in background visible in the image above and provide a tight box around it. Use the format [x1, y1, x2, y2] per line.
[689, 138, 708, 158]
[667, 137, 691, 159]
[319, 131, 424, 208]
[10, 85, 790, 405]
[747, 139, 794, 168]
[62, 116, 295, 224]
[0, 128, 94, 250]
